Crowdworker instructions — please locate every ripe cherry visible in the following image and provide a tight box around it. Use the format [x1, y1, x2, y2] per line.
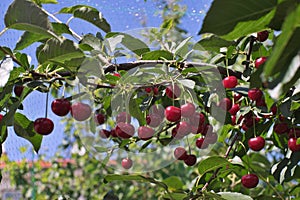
[288, 128, 300, 138]
[34, 118, 54, 135]
[113, 72, 121, 77]
[71, 102, 92, 121]
[229, 104, 240, 115]
[116, 122, 135, 139]
[189, 112, 205, 127]
[184, 154, 197, 166]
[241, 174, 259, 188]
[274, 123, 289, 134]
[116, 112, 131, 123]
[0, 114, 4, 123]
[165, 84, 181, 99]
[270, 104, 277, 115]
[256, 30, 269, 42]
[99, 129, 111, 139]
[138, 126, 155, 140]
[248, 136, 265, 151]
[146, 113, 162, 128]
[256, 98, 266, 107]
[288, 137, 300, 152]
[234, 93, 242, 102]
[95, 113, 106, 125]
[218, 98, 232, 111]
[176, 121, 191, 137]
[51, 98, 71, 116]
[205, 132, 218, 144]
[254, 57, 267, 69]
[165, 106, 181, 122]
[248, 88, 263, 101]
[14, 85, 24, 97]
[196, 138, 208, 149]
[144, 87, 152, 93]
[174, 147, 188, 160]
[121, 158, 133, 169]
[181, 102, 196, 118]
[222, 76, 238, 89]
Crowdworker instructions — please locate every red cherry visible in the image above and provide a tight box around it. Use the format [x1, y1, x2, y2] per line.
[218, 98, 232, 111]
[184, 154, 197, 166]
[150, 105, 165, 118]
[189, 112, 205, 127]
[165, 106, 181, 122]
[181, 102, 196, 118]
[172, 127, 183, 139]
[99, 129, 111, 139]
[205, 132, 218, 144]
[138, 126, 155, 140]
[231, 115, 237, 125]
[222, 76, 238, 89]
[121, 158, 133, 169]
[229, 104, 240, 115]
[71, 102, 92, 121]
[0, 114, 3, 122]
[176, 121, 191, 137]
[248, 88, 263, 101]
[274, 123, 289, 134]
[174, 147, 188, 160]
[288, 137, 300, 152]
[146, 114, 162, 128]
[288, 128, 300, 138]
[248, 136, 265, 151]
[34, 118, 54, 135]
[144, 87, 152, 93]
[256, 30, 269, 42]
[196, 138, 208, 149]
[110, 128, 118, 137]
[202, 124, 213, 136]
[51, 98, 71, 116]
[116, 112, 131, 123]
[116, 122, 135, 139]
[152, 87, 159, 95]
[254, 57, 267, 69]
[234, 93, 242, 102]
[95, 113, 106, 125]
[113, 72, 121, 77]
[241, 174, 259, 188]
[271, 104, 277, 115]
[256, 98, 266, 107]
[14, 85, 24, 97]
[165, 84, 181, 99]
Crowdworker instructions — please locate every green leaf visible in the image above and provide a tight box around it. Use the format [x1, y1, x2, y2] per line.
[15, 32, 49, 50]
[80, 34, 102, 51]
[104, 174, 151, 183]
[218, 192, 253, 200]
[59, 5, 111, 32]
[174, 36, 192, 58]
[13, 113, 43, 153]
[5, 0, 57, 38]
[32, 0, 58, 5]
[199, 0, 277, 39]
[195, 35, 236, 52]
[129, 97, 146, 125]
[291, 100, 300, 111]
[141, 50, 174, 60]
[106, 32, 150, 56]
[198, 156, 231, 175]
[263, 5, 300, 78]
[37, 38, 85, 67]
[162, 176, 184, 190]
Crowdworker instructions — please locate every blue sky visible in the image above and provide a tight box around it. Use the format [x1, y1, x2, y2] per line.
[0, 0, 212, 160]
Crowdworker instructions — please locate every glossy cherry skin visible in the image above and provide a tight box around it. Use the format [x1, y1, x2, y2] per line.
[288, 137, 300, 152]
[189, 112, 205, 127]
[241, 174, 259, 188]
[229, 104, 240, 115]
[274, 123, 289, 134]
[234, 93, 242, 102]
[288, 128, 300, 138]
[196, 138, 208, 149]
[184, 154, 197, 166]
[121, 158, 133, 169]
[95, 113, 106, 125]
[116, 122, 135, 139]
[0, 114, 3, 122]
[99, 129, 110, 139]
[256, 30, 269, 42]
[176, 121, 191, 137]
[218, 98, 232, 111]
[174, 147, 188, 160]
[248, 88, 263, 101]
[205, 132, 218, 144]
[34, 118, 54, 135]
[222, 76, 238, 88]
[181, 103, 196, 118]
[146, 113, 162, 128]
[165, 106, 181, 122]
[116, 112, 131, 123]
[138, 126, 155, 140]
[71, 102, 92, 121]
[248, 136, 265, 151]
[14, 85, 24, 97]
[51, 98, 71, 116]
[165, 84, 181, 99]
[254, 57, 267, 69]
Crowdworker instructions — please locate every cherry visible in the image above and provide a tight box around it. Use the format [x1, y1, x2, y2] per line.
[71, 102, 92, 121]
[222, 76, 238, 89]
[110, 128, 118, 137]
[196, 138, 208, 149]
[189, 112, 205, 127]
[34, 118, 54, 135]
[176, 121, 191, 137]
[256, 98, 266, 107]
[152, 87, 159, 95]
[165, 106, 181, 122]
[0, 114, 3, 122]
[144, 87, 152, 93]
[231, 115, 237, 125]
[165, 84, 181, 99]
[51, 98, 71, 116]
[172, 127, 183, 139]
[270, 104, 277, 115]
[113, 72, 121, 77]
[248, 88, 263, 101]
[99, 129, 111, 139]
[254, 57, 267, 69]
[121, 158, 133, 169]
[248, 136, 265, 151]
[95, 113, 106, 125]
[174, 147, 188, 160]
[149, 104, 165, 118]
[256, 30, 269, 42]
[116, 112, 131, 123]
[288, 128, 300, 138]
[288, 137, 300, 152]
[241, 174, 259, 188]
[218, 98, 232, 111]
[184, 154, 197, 166]
[205, 132, 218, 144]
[202, 124, 213, 136]
[181, 102, 196, 118]
[138, 126, 155, 140]
[274, 123, 289, 134]
[116, 122, 135, 139]
[234, 93, 242, 102]
[229, 104, 240, 115]
[146, 113, 162, 128]
[14, 85, 24, 97]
